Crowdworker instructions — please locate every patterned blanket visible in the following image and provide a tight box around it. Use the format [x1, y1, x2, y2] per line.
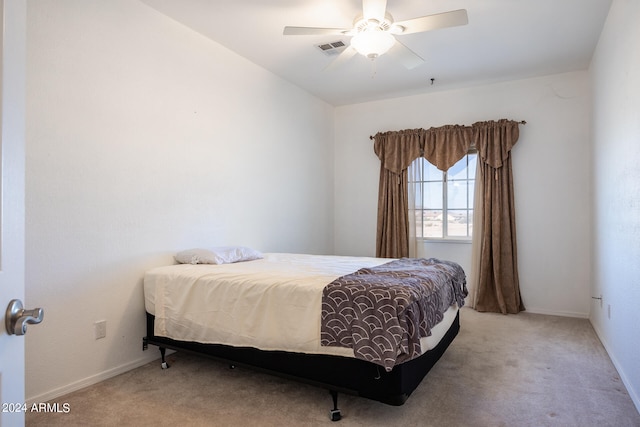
[320, 258, 467, 371]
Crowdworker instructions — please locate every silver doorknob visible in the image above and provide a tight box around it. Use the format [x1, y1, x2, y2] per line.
[5, 299, 44, 336]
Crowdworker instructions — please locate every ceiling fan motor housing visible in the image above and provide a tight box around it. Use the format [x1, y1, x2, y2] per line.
[352, 12, 403, 34]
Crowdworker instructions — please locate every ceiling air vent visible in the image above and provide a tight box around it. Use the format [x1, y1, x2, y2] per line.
[316, 40, 347, 56]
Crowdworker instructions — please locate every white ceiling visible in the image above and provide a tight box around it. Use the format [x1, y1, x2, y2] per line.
[140, 0, 612, 106]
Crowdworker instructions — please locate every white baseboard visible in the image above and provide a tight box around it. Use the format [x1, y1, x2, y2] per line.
[590, 321, 640, 415]
[26, 353, 160, 405]
[523, 306, 590, 319]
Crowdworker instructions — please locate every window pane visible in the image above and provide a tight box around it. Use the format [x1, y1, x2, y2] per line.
[423, 160, 442, 181]
[448, 210, 469, 237]
[468, 153, 477, 178]
[468, 180, 475, 207]
[423, 182, 442, 209]
[413, 209, 424, 238]
[424, 209, 443, 238]
[447, 180, 468, 210]
[448, 156, 469, 181]
[413, 182, 423, 208]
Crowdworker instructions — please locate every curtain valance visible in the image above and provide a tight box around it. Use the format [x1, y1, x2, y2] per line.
[373, 120, 521, 173]
[373, 129, 423, 175]
[472, 119, 520, 169]
[423, 124, 472, 171]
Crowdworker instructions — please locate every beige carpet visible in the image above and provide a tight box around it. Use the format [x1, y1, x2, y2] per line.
[27, 308, 640, 426]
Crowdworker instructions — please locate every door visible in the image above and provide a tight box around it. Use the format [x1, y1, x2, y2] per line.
[0, 0, 27, 426]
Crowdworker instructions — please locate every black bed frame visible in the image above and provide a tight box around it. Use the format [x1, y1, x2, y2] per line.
[143, 311, 460, 421]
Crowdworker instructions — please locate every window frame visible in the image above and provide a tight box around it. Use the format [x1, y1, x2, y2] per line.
[409, 149, 477, 243]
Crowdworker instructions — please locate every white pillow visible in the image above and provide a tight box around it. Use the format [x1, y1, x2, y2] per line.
[175, 246, 263, 265]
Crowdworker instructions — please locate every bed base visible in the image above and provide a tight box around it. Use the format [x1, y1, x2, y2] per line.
[143, 311, 459, 421]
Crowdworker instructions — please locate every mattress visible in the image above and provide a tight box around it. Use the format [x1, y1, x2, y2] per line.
[144, 253, 459, 360]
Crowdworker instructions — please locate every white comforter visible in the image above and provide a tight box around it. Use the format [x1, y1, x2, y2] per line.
[144, 253, 457, 358]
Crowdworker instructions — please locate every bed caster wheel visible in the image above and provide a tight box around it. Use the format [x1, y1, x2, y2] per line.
[329, 409, 342, 422]
[159, 348, 169, 369]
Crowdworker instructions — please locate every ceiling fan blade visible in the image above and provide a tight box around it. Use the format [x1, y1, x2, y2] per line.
[362, 0, 387, 21]
[324, 46, 358, 72]
[388, 40, 424, 70]
[283, 26, 348, 36]
[394, 9, 468, 35]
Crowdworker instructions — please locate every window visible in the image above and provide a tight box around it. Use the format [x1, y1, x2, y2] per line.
[409, 152, 476, 240]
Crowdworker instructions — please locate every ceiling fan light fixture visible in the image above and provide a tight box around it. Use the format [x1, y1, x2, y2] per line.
[350, 30, 395, 59]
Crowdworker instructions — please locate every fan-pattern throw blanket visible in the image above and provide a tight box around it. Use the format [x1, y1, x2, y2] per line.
[321, 258, 467, 371]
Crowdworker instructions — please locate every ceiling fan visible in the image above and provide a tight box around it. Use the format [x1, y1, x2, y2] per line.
[283, 0, 468, 70]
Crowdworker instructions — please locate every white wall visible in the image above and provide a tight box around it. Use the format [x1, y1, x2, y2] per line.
[589, 0, 640, 412]
[334, 71, 592, 318]
[25, 0, 334, 402]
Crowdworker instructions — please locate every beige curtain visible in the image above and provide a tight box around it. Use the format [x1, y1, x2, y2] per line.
[407, 162, 420, 258]
[374, 119, 524, 314]
[470, 120, 524, 314]
[373, 130, 423, 258]
[468, 153, 483, 308]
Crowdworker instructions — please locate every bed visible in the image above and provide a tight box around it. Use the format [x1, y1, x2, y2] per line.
[142, 250, 467, 421]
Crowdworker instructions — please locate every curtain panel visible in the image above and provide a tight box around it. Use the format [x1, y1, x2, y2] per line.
[373, 130, 423, 258]
[470, 120, 524, 314]
[373, 119, 524, 314]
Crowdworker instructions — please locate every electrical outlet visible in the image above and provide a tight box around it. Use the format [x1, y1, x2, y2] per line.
[94, 320, 107, 340]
